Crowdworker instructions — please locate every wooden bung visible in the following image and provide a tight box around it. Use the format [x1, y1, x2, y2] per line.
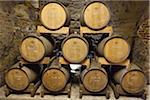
[80, 1, 110, 30]
[113, 64, 147, 94]
[5, 63, 37, 91]
[42, 59, 69, 92]
[81, 59, 108, 92]
[97, 36, 130, 63]
[40, 1, 70, 30]
[20, 35, 53, 63]
[61, 34, 89, 63]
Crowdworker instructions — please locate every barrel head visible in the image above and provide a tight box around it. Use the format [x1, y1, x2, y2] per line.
[62, 38, 88, 63]
[83, 2, 110, 30]
[20, 37, 45, 62]
[82, 69, 108, 92]
[5, 68, 29, 91]
[121, 70, 147, 94]
[40, 2, 67, 30]
[103, 37, 130, 63]
[42, 68, 67, 92]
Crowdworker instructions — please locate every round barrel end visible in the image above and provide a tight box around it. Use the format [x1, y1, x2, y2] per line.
[103, 37, 130, 63]
[82, 69, 108, 92]
[40, 2, 68, 30]
[5, 68, 29, 91]
[20, 36, 45, 62]
[121, 70, 147, 94]
[42, 68, 68, 92]
[62, 37, 88, 63]
[82, 1, 110, 30]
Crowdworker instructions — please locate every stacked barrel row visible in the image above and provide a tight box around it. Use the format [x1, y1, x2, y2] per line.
[5, 34, 70, 93]
[79, 1, 147, 95]
[4, 1, 71, 94]
[4, 1, 147, 98]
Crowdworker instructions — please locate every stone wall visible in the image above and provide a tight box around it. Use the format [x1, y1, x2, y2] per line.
[0, 1, 37, 86]
[0, 0, 149, 86]
[132, 9, 149, 83]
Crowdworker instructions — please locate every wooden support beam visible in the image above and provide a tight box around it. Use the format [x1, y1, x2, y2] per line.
[80, 26, 113, 36]
[98, 57, 130, 67]
[37, 26, 69, 35]
[20, 57, 50, 64]
[59, 57, 90, 68]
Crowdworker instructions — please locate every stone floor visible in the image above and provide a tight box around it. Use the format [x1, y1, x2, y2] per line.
[0, 84, 149, 100]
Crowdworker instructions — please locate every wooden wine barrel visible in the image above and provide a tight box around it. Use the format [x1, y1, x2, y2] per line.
[113, 64, 147, 94]
[20, 35, 53, 62]
[42, 59, 69, 92]
[98, 36, 130, 63]
[80, 1, 110, 30]
[81, 59, 108, 92]
[5, 63, 37, 91]
[61, 34, 89, 63]
[40, 1, 70, 30]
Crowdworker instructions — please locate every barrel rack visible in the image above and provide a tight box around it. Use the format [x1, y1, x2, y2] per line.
[20, 57, 50, 65]
[79, 81, 111, 99]
[4, 81, 41, 97]
[80, 26, 113, 36]
[40, 82, 71, 98]
[37, 26, 69, 35]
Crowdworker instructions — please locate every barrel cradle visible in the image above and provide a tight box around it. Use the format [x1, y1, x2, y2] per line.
[113, 64, 147, 94]
[61, 34, 89, 63]
[81, 59, 108, 93]
[20, 35, 53, 63]
[40, 1, 70, 30]
[97, 36, 130, 63]
[5, 63, 37, 91]
[80, 1, 110, 30]
[42, 59, 70, 92]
